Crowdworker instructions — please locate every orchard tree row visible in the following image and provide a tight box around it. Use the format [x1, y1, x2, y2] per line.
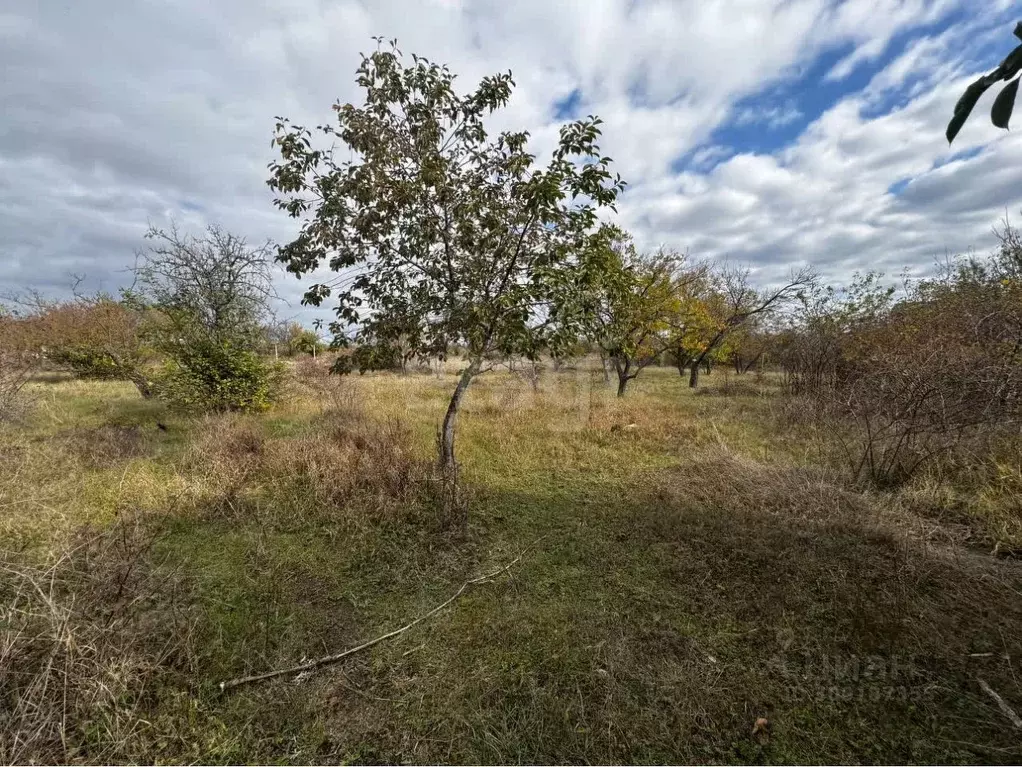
[4, 34, 1020, 480]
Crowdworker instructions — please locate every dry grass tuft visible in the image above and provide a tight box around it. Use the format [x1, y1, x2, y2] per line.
[179, 397, 450, 531]
[693, 378, 769, 398]
[263, 412, 427, 522]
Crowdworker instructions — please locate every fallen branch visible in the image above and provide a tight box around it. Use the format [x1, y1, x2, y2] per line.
[218, 545, 536, 692]
[978, 677, 1022, 729]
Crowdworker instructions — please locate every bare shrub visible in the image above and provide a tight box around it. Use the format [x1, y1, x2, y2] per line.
[0, 352, 36, 422]
[780, 253, 1022, 487]
[0, 517, 196, 764]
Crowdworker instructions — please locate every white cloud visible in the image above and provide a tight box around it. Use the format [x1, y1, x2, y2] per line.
[733, 102, 805, 128]
[1, 0, 1019, 325]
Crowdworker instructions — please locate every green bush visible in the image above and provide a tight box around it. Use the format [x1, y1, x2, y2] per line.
[155, 341, 284, 413]
[47, 347, 126, 379]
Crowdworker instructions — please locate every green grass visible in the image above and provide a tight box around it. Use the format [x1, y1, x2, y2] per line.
[3, 364, 1022, 763]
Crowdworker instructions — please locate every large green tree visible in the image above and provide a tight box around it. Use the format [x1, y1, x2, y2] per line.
[268, 39, 625, 468]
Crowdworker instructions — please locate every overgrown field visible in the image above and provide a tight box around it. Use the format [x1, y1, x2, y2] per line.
[3, 362, 1022, 764]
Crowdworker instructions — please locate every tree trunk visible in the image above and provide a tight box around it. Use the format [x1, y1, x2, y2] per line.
[613, 355, 631, 398]
[130, 373, 154, 399]
[439, 358, 480, 469]
[600, 352, 611, 385]
[689, 359, 702, 388]
[674, 353, 692, 377]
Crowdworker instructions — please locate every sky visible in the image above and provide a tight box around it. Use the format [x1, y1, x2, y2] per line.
[3, 0, 1022, 328]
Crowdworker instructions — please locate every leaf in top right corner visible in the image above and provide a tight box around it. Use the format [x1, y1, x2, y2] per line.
[992, 77, 1020, 130]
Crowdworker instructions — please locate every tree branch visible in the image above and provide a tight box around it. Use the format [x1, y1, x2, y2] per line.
[218, 541, 542, 692]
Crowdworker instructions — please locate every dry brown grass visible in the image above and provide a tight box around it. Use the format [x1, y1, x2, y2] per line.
[61, 424, 152, 468]
[0, 515, 199, 764]
[179, 388, 456, 535]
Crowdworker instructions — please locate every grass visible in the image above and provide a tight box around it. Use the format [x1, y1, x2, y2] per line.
[3, 361, 1022, 763]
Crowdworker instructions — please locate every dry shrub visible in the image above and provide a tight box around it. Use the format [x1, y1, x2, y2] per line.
[263, 413, 427, 524]
[294, 354, 331, 382]
[0, 516, 197, 764]
[183, 405, 450, 530]
[296, 364, 361, 414]
[0, 352, 36, 422]
[475, 375, 531, 419]
[182, 415, 266, 515]
[781, 251, 1022, 487]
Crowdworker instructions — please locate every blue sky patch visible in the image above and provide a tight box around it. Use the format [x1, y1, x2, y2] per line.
[553, 88, 582, 120]
[887, 177, 912, 196]
[673, 5, 982, 172]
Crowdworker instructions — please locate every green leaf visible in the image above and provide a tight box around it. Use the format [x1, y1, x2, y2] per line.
[992, 77, 1020, 130]
[947, 78, 993, 144]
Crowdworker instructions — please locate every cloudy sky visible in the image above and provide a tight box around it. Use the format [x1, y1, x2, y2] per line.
[3, 0, 1022, 327]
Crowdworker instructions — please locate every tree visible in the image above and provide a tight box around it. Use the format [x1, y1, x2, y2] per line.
[665, 292, 724, 378]
[947, 21, 1022, 144]
[288, 325, 323, 357]
[685, 264, 814, 388]
[726, 322, 777, 375]
[268, 39, 625, 468]
[590, 245, 702, 396]
[133, 222, 283, 412]
[134, 222, 275, 345]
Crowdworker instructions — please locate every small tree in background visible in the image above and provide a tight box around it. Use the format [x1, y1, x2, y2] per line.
[684, 264, 814, 388]
[725, 322, 777, 375]
[133, 222, 283, 412]
[269, 39, 625, 468]
[666, 293, 726, 378]
[589, 245, 703, 397]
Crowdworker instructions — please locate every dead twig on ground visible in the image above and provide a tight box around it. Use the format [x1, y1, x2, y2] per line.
[219, 541, 542, 692]
[978, 677, 1022, 729]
